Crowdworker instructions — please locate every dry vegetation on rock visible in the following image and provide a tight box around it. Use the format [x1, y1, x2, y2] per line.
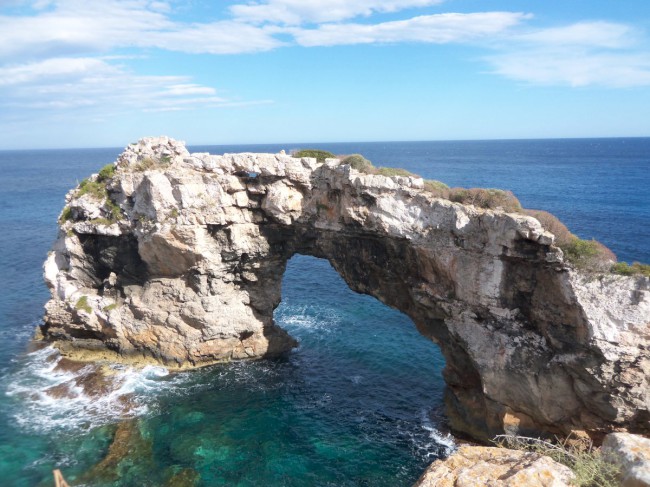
[333, 151, 642, 274]
[494, 435, 621, 487]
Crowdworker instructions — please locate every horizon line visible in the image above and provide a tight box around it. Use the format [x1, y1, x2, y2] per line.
[1, 135, 650, 152]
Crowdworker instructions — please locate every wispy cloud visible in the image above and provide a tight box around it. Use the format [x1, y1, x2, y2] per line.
[487, 50, 650, 88]
[516, 21, 637, 49]
[0, 1, 279, 117]
[1, 0, 649, 130]
[0, 57, 264, 112]
[485, 21, 650, 87]
[0, 1, 281, 60]
[291, 12, 530, 47]
[230, 0, 445, 25]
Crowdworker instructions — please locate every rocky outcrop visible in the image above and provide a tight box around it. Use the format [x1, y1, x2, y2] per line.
[42, 136, 649, 443]
[413, 445, 575, 487]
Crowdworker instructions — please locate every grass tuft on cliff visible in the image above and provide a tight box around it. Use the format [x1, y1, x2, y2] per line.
[340, 154, 418, 178]
[611, 261, 650, 277]
[75, 296, 92, 313]
[494, 435, 621, 487]
[133, 155, 171, 172]
[523, 209, 616, 272]
[75, 170, 124, 224]
[341, 154, 373, 172]
[78, 178, 107, 199]
[448, 188, 522, 212]
[59, 206, 73, 224]
[292, 149, 336, 162]
[97, 163, 116, 182]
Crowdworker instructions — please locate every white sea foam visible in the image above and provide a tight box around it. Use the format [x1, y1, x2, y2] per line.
[4, 346, 184, 433]
[417, 408, 456, 459]
[276, 304, 343, 334]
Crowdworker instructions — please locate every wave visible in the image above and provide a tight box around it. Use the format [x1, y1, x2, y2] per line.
[3, 346, 182, 433]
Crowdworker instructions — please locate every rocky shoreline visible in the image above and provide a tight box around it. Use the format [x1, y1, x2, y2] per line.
[41, 136, 649, 480]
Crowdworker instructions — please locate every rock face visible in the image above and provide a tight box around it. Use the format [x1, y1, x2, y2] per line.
[603, 433, 650, 486]
[413, 445, 575, 487]
[42, 136, 650, 442]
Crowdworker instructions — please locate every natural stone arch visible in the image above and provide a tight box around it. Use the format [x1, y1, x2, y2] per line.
[43, 137, 650, 443]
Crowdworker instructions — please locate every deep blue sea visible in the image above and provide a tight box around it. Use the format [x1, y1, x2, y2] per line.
[0, 138, 648, 486]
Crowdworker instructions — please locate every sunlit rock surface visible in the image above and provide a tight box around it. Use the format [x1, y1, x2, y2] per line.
[43, 136, 649, 443]
[603, 432, 650, 486]
[413, 445, 575, 487]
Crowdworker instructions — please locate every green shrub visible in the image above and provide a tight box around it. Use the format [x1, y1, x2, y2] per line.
[103, 303, 119, 312]
[340, 154, 419, 178]
[611, 261, 650, 277]
[59, 206, 73, 224]
[105, 198, 123, 222]
[563, 238, 616, 272]
[375, 166, 417, 177]
[75, 296, 92, 313]
[523, 209, 616, 271]
[90, 217, 115, 226]
[341, 154, 374, 172]
[493, 435, 620, 487]
[76, 171, 123, 222]
[423, 180, 450, 197]
[78, 178, 107, 199]
[449, 187, 522, 212]
[292, 149, 336, 162]
[97, 163, 116, 182]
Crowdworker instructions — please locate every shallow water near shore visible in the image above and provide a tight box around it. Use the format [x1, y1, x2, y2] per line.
[0, 138, 649, 486]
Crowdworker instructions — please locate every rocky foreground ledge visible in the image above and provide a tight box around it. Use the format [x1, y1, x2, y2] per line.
[42, 136, 648, 443]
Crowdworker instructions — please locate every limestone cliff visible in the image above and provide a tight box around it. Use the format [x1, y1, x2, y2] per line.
[42, 136, 649, 443]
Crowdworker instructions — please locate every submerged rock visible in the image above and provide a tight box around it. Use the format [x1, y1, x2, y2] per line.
[82, 419, 154, 484]
[42, 136, 649, 443]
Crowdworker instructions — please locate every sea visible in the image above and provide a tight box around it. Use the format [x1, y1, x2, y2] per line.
[0, 138, 648, 486]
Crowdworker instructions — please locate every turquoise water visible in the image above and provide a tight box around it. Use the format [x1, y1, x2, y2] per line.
[0, 138, 649, 486]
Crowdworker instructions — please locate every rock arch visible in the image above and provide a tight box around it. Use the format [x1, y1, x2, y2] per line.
[43, 137, 649, 443]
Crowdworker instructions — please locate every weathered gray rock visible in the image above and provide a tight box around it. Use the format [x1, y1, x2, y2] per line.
[603, 432, 650, 486]
[414, 445, 575, 487]
[42, 136, 650, 442]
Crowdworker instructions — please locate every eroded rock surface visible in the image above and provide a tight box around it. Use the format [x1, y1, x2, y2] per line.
[42, 136, 650, 442]
[603, 432, 650, 486]
[413, 445, 575, 487]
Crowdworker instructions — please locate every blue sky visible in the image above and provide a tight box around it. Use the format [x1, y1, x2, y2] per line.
[1, 0, 650, 149]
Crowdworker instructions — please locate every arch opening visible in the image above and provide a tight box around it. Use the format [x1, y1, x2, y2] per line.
[270, 253, 452, 483]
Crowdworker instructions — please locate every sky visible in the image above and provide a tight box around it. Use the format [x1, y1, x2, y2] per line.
[1, 1, 650, 149]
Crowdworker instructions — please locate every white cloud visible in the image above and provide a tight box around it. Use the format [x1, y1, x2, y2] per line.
[484, 21, 650, 87]
[1, 0, 647, 124]
[291, 12, 530, 47]
[230, 0, 444, 25]
[143, 21, 285, 55]
[0, 0, 281, 60]
[0, 57, 113, 86]
[517, 21, 636, 49]
[0, 57, 269, 112]
[487, 49, 650, 87]
[162, 84, 217, 96]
